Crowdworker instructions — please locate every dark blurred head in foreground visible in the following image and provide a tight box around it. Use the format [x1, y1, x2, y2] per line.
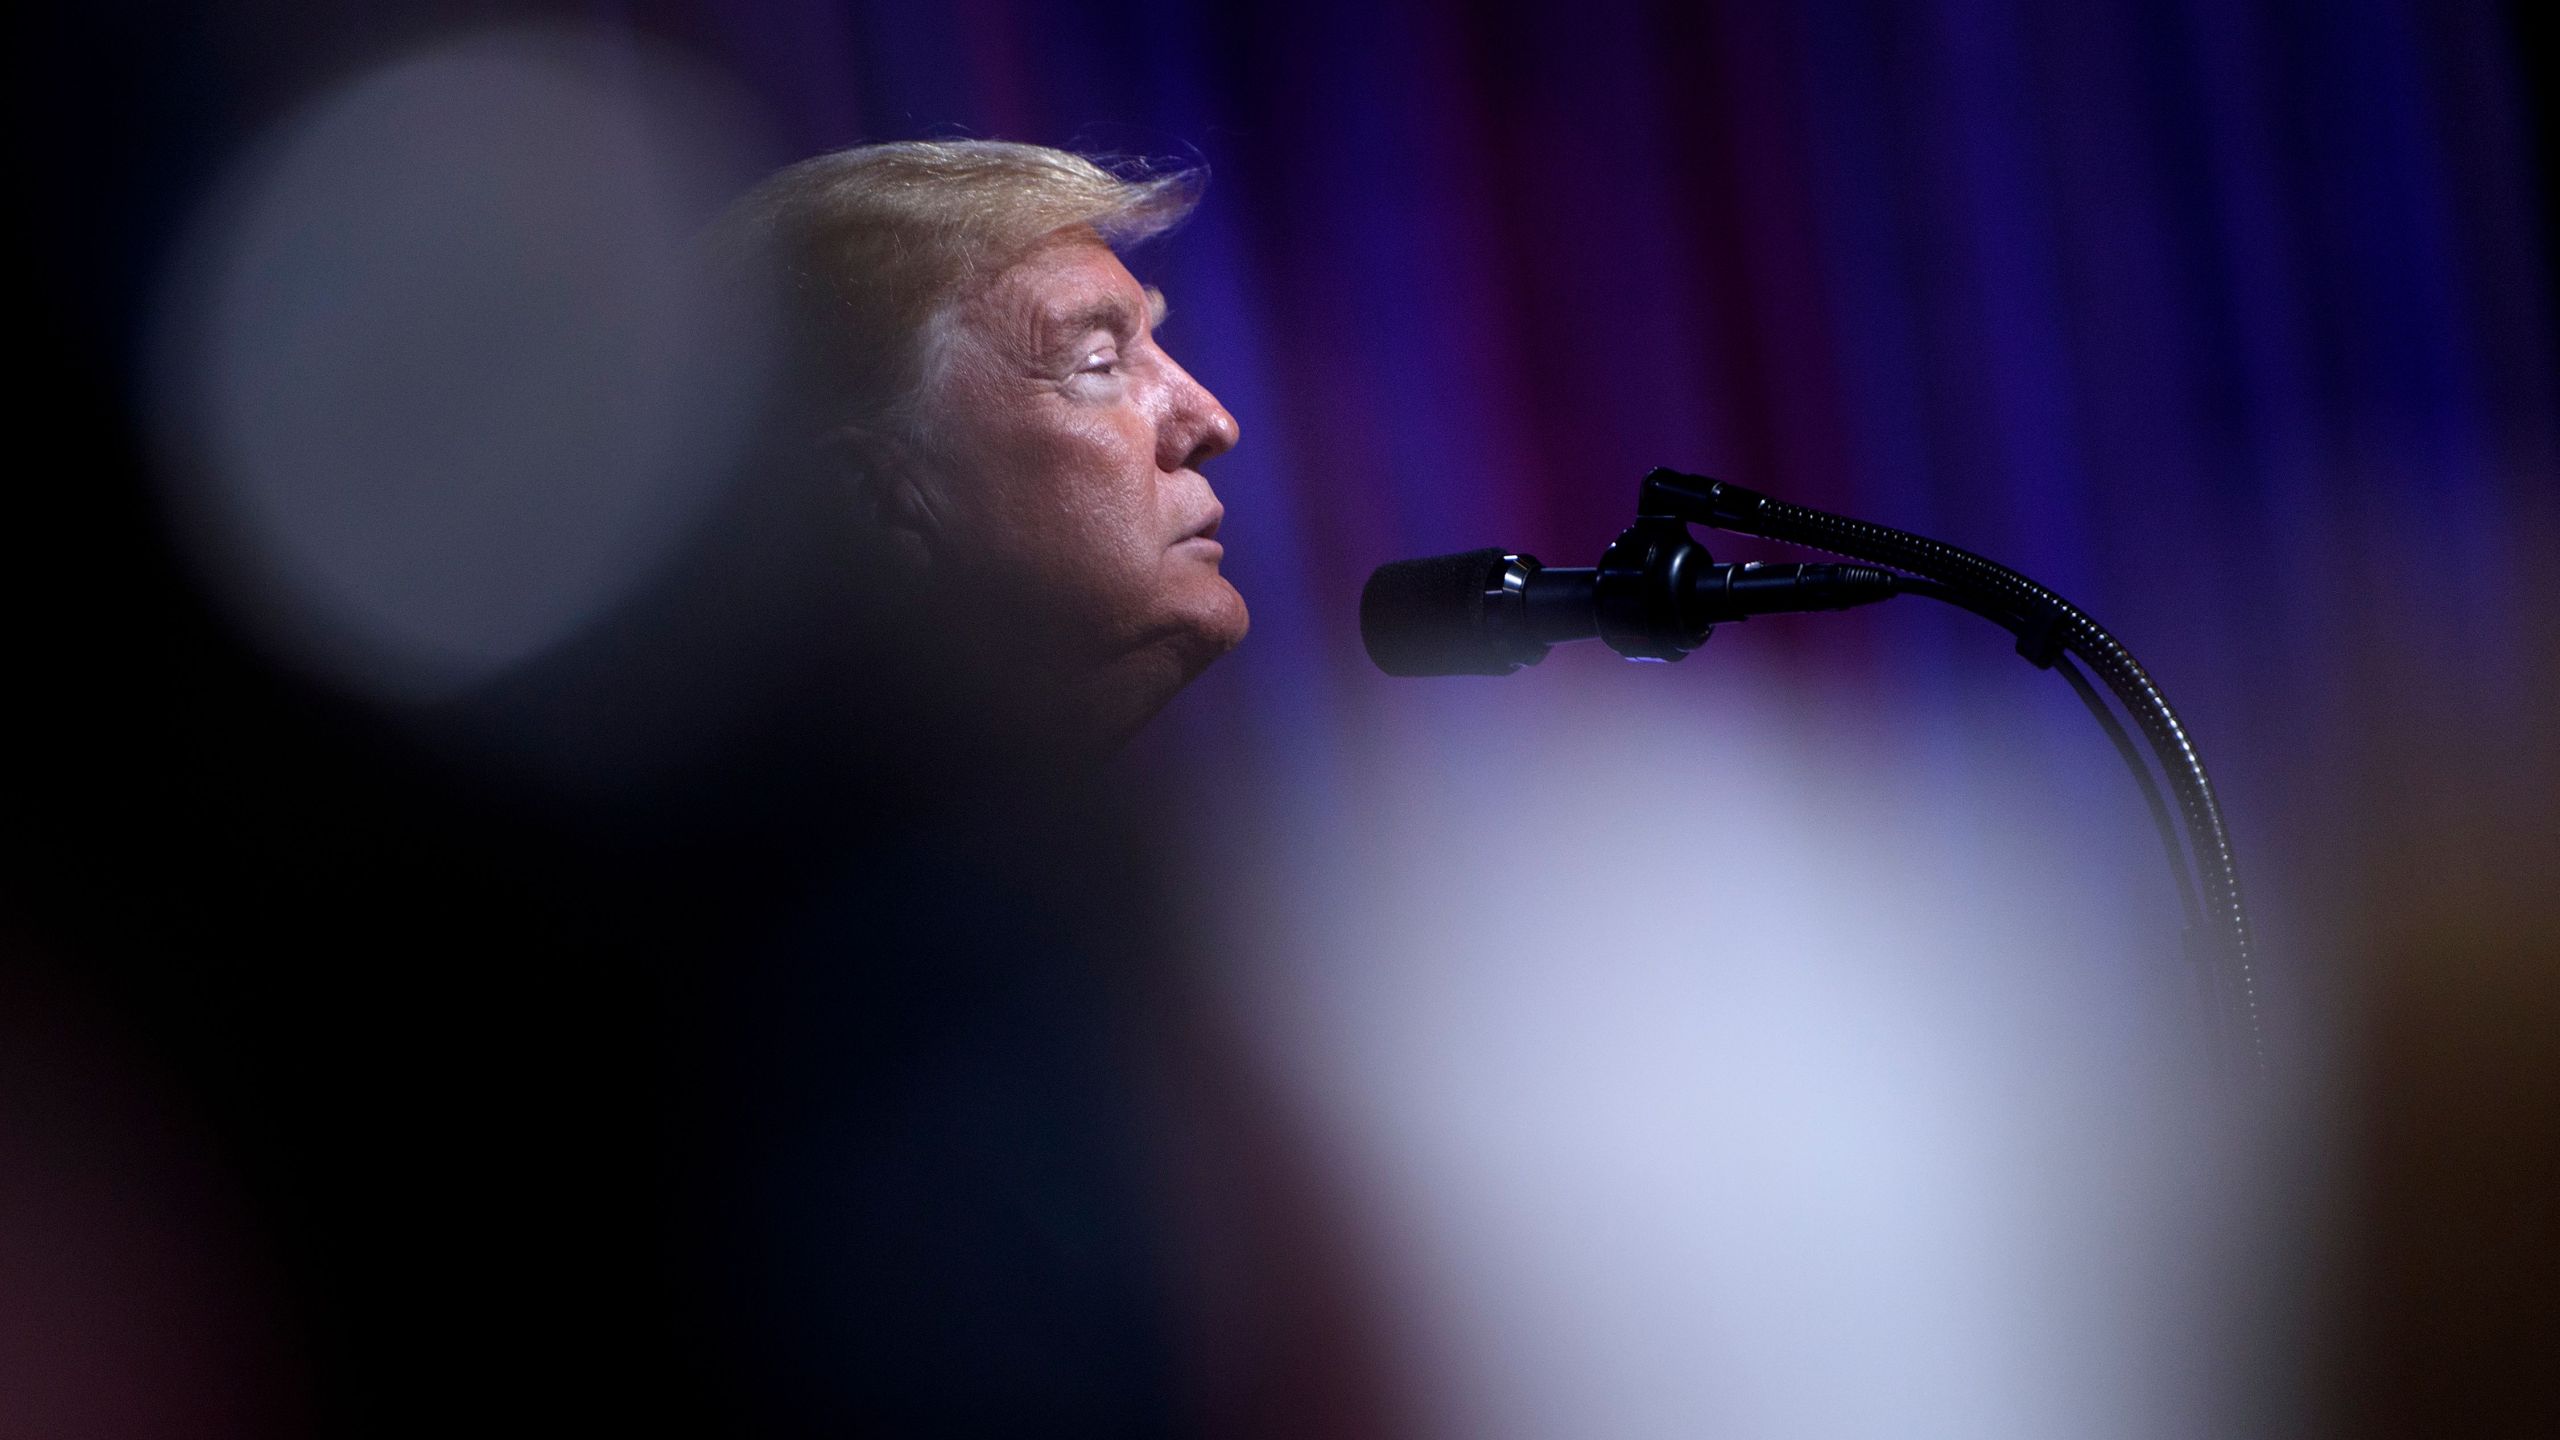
[710, 140, 1247, 766]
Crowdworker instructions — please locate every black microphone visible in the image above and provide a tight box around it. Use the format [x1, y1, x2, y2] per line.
[1360, 531, 1903, 677]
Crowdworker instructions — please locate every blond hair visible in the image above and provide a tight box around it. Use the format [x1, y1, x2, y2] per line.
[714, 139, 1202, 437]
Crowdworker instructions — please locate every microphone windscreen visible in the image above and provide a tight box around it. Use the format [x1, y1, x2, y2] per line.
[1360, 549, 1528, 677]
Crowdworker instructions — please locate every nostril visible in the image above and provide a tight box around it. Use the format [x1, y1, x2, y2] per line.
[1185, 412, 1238, 471]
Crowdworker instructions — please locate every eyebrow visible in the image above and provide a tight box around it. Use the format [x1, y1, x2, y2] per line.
[1045, 286, 1169, 352]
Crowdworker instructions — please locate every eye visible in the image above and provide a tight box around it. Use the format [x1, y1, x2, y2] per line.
[1075, 344, 1122, 376]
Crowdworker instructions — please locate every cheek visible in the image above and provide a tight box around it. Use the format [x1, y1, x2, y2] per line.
[938, 409, 1163, 620]
[994, 414, 1161, 558]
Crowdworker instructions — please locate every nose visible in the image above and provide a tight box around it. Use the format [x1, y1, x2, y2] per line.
[1159, 356, 1240, 473]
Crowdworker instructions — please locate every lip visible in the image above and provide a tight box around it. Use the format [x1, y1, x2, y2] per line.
[1175, 504, 1224, 547]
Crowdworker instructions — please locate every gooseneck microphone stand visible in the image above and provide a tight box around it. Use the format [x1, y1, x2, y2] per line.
[1652, 469, 2264, 1076]
[1362, 468, 2265, 1077]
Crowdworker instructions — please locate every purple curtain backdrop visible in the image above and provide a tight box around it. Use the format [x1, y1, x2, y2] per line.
[31, 0, 2552, 1000]
[578, 0, 2554, 1017]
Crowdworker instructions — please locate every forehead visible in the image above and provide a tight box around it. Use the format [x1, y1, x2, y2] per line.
[962, 233, 1151, 340]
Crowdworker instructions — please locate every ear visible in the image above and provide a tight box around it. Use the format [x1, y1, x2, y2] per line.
[813, 424, 939, 578]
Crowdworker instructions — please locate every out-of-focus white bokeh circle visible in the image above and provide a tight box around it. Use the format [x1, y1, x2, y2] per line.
[1201, 685, 2298, 1440]
[152, 26, 773, 701]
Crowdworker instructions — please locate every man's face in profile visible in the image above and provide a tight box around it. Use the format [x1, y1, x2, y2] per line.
[910, 230, 1246, 734]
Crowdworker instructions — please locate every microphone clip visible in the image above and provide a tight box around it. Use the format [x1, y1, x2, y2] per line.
[1594, 514, 1717, 663]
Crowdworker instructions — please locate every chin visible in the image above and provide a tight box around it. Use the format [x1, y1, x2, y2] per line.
[1077, 585, 1248, 755]
[1188, 577, 1250, 660]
